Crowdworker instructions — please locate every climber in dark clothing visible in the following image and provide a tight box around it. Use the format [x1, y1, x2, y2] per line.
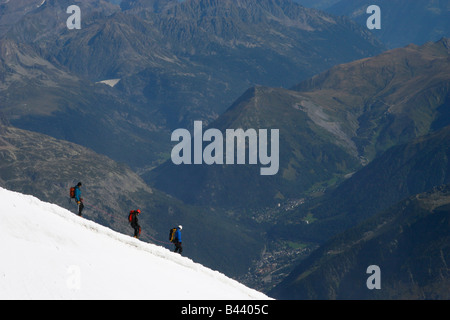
[128, 209, 141, 238]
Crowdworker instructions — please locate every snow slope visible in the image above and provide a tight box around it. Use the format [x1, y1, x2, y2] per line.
[0, 187, 270, 300]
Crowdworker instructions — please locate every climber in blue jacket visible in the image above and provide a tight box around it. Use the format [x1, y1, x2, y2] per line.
[174, 225, 183, 254]
[74, 182, 84, 216]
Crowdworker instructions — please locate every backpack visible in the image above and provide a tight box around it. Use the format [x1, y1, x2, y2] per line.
[70, 187, 76, 199]
[169, 227, 177, 242]
[128, 211, 135, 223]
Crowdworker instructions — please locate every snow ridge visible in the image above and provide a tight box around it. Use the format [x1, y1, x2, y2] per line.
[0, 187, 270, 300]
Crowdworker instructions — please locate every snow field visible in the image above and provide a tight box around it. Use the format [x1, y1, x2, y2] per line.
[0, 187, 271, 300]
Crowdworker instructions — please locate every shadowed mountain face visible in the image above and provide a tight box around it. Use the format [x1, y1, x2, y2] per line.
[149, 85, 362, 208]
[268, 124, 450, 245]
[0, 40, 170, 169]
[150, 38, 450, 209]
[295, 0, 450, 49]
[270, 184, 450, 300]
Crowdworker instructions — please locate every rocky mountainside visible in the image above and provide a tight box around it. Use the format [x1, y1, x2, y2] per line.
[0, 36, 170, 169]
[327, 0, 450, 49]
[1, 0, 119, 41]
[296, 0, 450, 49]
[3, 0, 384, 125]
[0, 0, 56, 36]
[0, 121, 155, 235]
[269, 123, 450, 244]
[120, 0, 384, 125]
[270, 184, 450, 299]
[0, 0, 385, 175]
[149, 85, 361, 208]
[292, 37, 450, 161]
[150, 38, 450, 209]
[237, 124, 450, 293]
